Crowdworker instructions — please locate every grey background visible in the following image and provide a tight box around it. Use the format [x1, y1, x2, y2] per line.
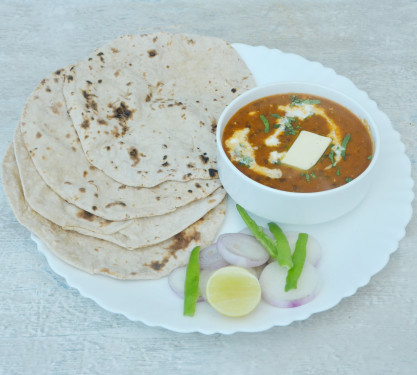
[0, 1, 416, 374]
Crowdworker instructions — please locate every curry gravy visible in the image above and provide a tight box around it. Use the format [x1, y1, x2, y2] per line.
[221, 93, 373, 192]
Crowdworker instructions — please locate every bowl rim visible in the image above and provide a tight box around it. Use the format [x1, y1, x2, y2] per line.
[216, 81, 381, 198]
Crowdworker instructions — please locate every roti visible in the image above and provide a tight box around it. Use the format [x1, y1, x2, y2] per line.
[2, 145, 226, 279]
[20, 67, 221, 221]
[63, 33, 255, 187]
[14, 125, 226, 249]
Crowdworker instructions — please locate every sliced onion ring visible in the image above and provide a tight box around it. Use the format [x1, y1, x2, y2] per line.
[259, 262, 320, 308]
[199, 243, 229, 270]
[285, 232, 322, 266]
[216, 233, 270, 268]
[168, 266, 203, 301]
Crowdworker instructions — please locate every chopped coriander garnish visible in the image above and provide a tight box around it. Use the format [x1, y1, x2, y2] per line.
[260, 115, 270, 133]
[328, 150, 335, 166]
[301, 173, 310, 182]
[238, 156, 253, 167]
[341, 134, 351, 159]
[310, 171, 316, 179]
[290, 95, 321, 107]
[345, 177, 353, 183]
[271, 114, 281, 119]
[336, 166, 340, 176]
[284, 124, 296, 136]
[284, 117, 297, 135]
[367, 155, 373, 160]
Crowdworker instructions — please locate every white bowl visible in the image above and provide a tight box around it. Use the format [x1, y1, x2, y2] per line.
[216, 82, 380, 224]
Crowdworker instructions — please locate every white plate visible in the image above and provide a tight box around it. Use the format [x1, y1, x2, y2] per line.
[33, 44, 414, 334]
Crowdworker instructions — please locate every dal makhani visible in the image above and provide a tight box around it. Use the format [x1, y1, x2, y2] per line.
[222, 93, 373, 193]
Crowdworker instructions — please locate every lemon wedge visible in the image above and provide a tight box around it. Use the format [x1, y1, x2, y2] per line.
[205, 266, 261, 317]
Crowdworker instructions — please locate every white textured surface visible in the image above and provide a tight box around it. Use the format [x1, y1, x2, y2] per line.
[0, 1, 416, 374]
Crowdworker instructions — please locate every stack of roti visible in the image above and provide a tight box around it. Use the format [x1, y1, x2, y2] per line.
[2, 33, 255, 279]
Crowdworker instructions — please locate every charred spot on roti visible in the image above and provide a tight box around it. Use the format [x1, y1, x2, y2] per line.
[64, 181, 72, 185]
[195, 183, 201, 188]
[99, 220, 112, 227]
[162, 161, 169, 167]
[79, 187, 86, 193]
[231, 88, 237, 93]
[86, 80, 92, 85]
[105, 201, 127, 208]
[97, 52, 105, 63]
[92, 205, 97, 211]
[36, 132, 42, 138]
[81, 119, 90, 129]
[108, 102, 133, 136]
[128, 147, 140, 167]
[76, 210, 94, 221]
[211, 121, 217, 134]
[55, 69, 62, 75]
[83, 170, 88, 178]
[199, 154, 209, 164]
[111, 48, 119, 53]
[187, 190, 192, 193]
[168, 227, 201, 252]
[98, 119, 108, 125]
[146, 258, 169, 271]
[208, 168, 218, 177]
[147, 49, 158, 57]
[114, 69, 121, 77]
[81, 90, 98, 111]
[98, 79, 102, 84]
[105, 146, 111, 151]
[111, 126, 120, 138]
[67, 75, 74, 82]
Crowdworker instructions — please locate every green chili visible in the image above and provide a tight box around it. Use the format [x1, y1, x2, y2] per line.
[285, 233, 308, 291]
[183, 246, 201, 316]
[236, 204, 277, 259]
[268, 222, 294, 269]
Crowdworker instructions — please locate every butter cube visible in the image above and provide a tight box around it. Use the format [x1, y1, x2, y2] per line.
[282, 130, 331, 170]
